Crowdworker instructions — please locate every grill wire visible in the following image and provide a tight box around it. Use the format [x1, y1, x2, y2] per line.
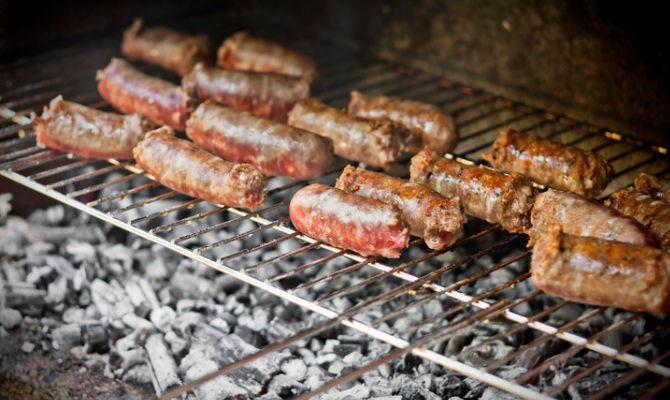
[2, 15, 670, 400]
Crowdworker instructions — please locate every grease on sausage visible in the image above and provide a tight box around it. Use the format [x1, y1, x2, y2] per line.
[605, 187, 670, 248]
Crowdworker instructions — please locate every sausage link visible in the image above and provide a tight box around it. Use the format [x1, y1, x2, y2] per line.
[348, 91, 459, 154]
[97, 58, 195, 130]
[336, 165, 464, 250]
[529, 189, 654, 246]
[287, 98, 406, 171]
[634, 172, 670, 204]
[531, 228, 670, 313]
[410, 148, 534, 233]
[482, 128, 613, 197]
[122, 18, 213, 76]
[289, 183, 409, 258]
[31, 95, 154, 160]
[606, 187, 670, 248]
[185, 100, 334, 180]
[133, 127, 266, 210]
[182, 63, 309, 121]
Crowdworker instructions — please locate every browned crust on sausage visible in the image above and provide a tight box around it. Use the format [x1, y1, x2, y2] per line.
[122, 18, 214, 76]
[634, 172, 670, 204]
[336, 165, 465, 250]
[133, 126, 266, 210]
[185, 100, 334, 180]
[531, 228, 670, 313]
[529, 189, 655, 246]
[348, 90, 459, 154]
[31, 95, 155, 160]
[97, 58, 196, 130]
[482, 128, 613, 197]
[287, 98, 406, 171]
[410, 148, 534, 233]
[605, 187, 670, 248]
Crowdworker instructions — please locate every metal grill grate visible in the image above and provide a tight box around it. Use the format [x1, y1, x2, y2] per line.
[2, 18, 670, 399]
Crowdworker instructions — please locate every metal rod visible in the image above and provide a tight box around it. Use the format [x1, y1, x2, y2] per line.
[67, 171, 145, 199]
[86, 181, 158, 207]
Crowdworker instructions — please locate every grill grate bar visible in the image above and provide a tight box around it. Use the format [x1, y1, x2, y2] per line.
[217, 231, 302, 265]
[0, 148, 59, 171]
[279, 250, 367, 289]
[195, 217, 289, 256]
[28, 157, 90, 180]
[149, 206, 226, 234]
[637, 378, 670, 400]
[0, 144, 44, 163]
[68, 171, 145, 199]
[46, 162, 130, 189]
[86, 181, 157, 207]
[129, 198, 202, 226]
[107, 190, 178, 217]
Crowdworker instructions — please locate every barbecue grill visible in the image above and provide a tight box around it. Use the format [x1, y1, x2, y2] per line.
[2, 4, 670, 400]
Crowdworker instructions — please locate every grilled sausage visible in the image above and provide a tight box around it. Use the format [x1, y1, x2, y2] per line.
[528, 189, 654, 246]
[217, 31, 317, 79]
[185, 101, 334, 180]
[605, 187, 670, 248]
[133, 127, 266, 210]
[335, 166, 464, 250]
[122, 18, 214, 76]
[482, 128, 613, 197]
[348, 91, 459, 154]
[531, 228, 670, 313]
[287, 98, 407, 171]
[97, 58, 195, 130]
[634, 172, 670, 204]
[410, 148, 534, 233]
[289, 183, 409, 258]
[182, 63, 310, 121]
[31, 95, 154, 160]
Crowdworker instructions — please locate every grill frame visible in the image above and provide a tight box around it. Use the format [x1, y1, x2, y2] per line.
[2, 20, 670, 400]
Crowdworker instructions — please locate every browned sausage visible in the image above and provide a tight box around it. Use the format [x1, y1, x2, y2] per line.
[289, 183, 409, 258]
[410, 148, 534, 233]
[97, 58, 195, 130]
[133, 127, 266, 210]
[122, 18, 214, 76]
[348, 91, 459, 154]
[31, 95, 154, 160]
[531, 228, 670, 313]
[482, 128, 613, 197]
[529, 189, 655, 246]
[217, 31, 317, 79]
[634, 172, 670, 204]
[185, 100, 334, 180]
[182, 63, 310, 121]
[605, 187, 670, 248]
[287, 98, 407, 171]
[335, 165, 464, 250]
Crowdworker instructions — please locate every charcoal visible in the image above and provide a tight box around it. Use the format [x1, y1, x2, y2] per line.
[394, 353, 422, 374]
[258, 392, 283, 400]
[21, 341, 35, 353]
[281, 357, 308, 381]
[436, 375, 466, 398]
[169, 271, 214, 299]
[5, 285, 46, 316]
[25, 266, 55, 287]
[321, 384, 370, 400]
[0, 308, 22, 329]
[90, 279, 134, 320]
[25, 242, 55, 261]
[328, 359, 345, 375]
[145, 333, 181, 394]
[123, 364, 153, 386]
[208, 317, 231, 334]
[461, 339, 515, 368]
[0, 192, 11, 219]
[234, 324, 268, 348]
[52, 324, 82, 351]
[333, 343, 362, 357]
[172, 311, 205, 336]
[121, 313, 154, 332]
[143, 256, 170, 281]
[64, 240, 97, 264]
[304, 365, 327, 390]
[137, 278, 160, 310]
[268, 373, 308, 397]
[46, 276, 68, 309]
[238, 307, 270, 331]
[295, 348, 316, 366]
[316, 352, 338, 365]
[123, 280, 152, 317]
[194, 323, 228, 344]
[83, 323, 109, 353]
[164, 330, 189, 360]
[184, 359, 248, 400]
[150, 305, 176, 332]
[342, 351, 364, 368]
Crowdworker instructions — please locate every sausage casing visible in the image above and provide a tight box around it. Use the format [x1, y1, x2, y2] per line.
[31, 95, 154, 160]
[410, 148, 534, 233]
[122, 18, 214, 76]
[348, 91, 459, 154]
[287, 98, 406, 171]
[182, 63, 309, 121]
[97, 58, 195, 130]
[185, 100, 334, 180]
[531, 228, 670, 313]
[133, 127, 266, 210]
[289, 183, 409, 258]
[634, 172, 670, 204]
[336, 165, 464, 250]
[529, 189, 654, 246]
[482, 128, 613, 197]
[217, 31, 317, 79]
[606, 187, 670, 248]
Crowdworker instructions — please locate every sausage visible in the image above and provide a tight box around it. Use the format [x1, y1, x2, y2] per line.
[287, 98, 407, 171]
[605, 187, 670, 248]
[531, 228, 670, 313]
[634, 172, 670, 204]
[133, 126, 266, 210]
[410, 148, 534, 233]
[217, 31, 317, 79]
[97, 58, 195, 130]
[122, 18, 214, 76]
[348, 90, 459, 154]
[482, 128, 613, 197]
[182, 63, 310, 121]
[289, 183, 409, 258]
[31, 95, 154, 160]
[335, 165, 464, 250]
[528, 188, 654, 246]
[185, 100, 334, 180]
